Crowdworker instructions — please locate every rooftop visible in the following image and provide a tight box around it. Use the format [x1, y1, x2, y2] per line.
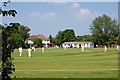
[27, 34, 49, 41]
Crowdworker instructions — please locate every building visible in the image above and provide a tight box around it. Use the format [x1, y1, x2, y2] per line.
[62, 42, 94, 48]
[26, 34, 50, 48]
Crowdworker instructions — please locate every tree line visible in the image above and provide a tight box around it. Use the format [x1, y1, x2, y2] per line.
[49, 14, 120, 47]
[49, 30, 92, 46]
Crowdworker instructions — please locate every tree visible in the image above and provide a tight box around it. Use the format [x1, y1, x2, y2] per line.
[3, 23, 29, 48]
[49, 35, 52, 43]
[55, 29, 75, 46]
[1, 1, 30, 80]
[33, 38, 42, 47]
[55, 31, 64, 46]
[1, 1, 18, 80]
[90, 14, 120, 47]
[62, 29, 75, 42]
[51, 37, 57, 45]
[0, 1, 17, 17]
[75, 35, 92, 42]
[116, 33, 120, 52]
[117, 33, 120, 45]
[2, 23, 21, 80]
[2, 23, 30, 80]
[18, 25, 30, 41]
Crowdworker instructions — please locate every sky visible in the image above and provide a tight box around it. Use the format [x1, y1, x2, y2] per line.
[1, 0, 119, 2]
[2, 2, 118, 37]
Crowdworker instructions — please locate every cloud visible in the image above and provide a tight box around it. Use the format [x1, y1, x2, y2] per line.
[50, 2, 68, 5]
[53, 0, 69, 2]
[75, 9, 117, 21]
[75, 8, 92, 20]
[29, 12, 56, 18]
[48, 0, 69, 5]
[29, 12, 41, 17]
[71, 3, 80, 8]
[78, 8, 91, 15]
[45, 12, 56, 17]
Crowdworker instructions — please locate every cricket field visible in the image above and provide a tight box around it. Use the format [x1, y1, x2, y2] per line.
[12, 48, 118, 78]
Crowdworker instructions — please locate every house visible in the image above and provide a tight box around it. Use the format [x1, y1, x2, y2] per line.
[26, 34, 50, 48]
[62, 42, 94, 48]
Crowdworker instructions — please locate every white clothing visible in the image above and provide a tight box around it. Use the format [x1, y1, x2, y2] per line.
[64, 46, 66, 50]
[81, 46, 84, 52]
[32, 47, 35, 52]
[19, 47, 22, 56]
[28, 48, 31, 57]
[117, 45, 119, 51]
[104, 46, 107, 52]
[42, 47, 44, 53]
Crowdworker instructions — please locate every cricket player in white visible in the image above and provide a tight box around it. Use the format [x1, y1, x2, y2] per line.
[81, 45, 84, 52]
[32, 46, 35, 52]
[42, 47, 44, 53]
[28, 48, 31, 57]
[104, 45, 107, 52]
[64, 46, 66, 50]
[19, 47, 22, 56]
[118, 45, 120, 52]
[117, 45, 119, 51]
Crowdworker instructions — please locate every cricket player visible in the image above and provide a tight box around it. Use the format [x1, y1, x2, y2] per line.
[104, 45, 107, 52]
[28, 48, 31, 57]
[32, 46, 35, 52]
[42, 47, 44, 53]
[19, 47, 22, 56]
[81, 45, 84, 52]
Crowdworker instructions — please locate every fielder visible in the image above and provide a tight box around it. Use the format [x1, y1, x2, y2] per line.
[64, 46, 67, 50]
[42, 47, 44, 53]
[104, 45, 107, 52]
[116, 45, 119, 51]
[81, 45, 84, 52]
[32, 46, 35, 52]
[19, 47, 22, 56]
[28, 48, 31, 57]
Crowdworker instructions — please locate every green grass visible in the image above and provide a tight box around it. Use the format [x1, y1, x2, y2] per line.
[12, 48, 118, 78]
